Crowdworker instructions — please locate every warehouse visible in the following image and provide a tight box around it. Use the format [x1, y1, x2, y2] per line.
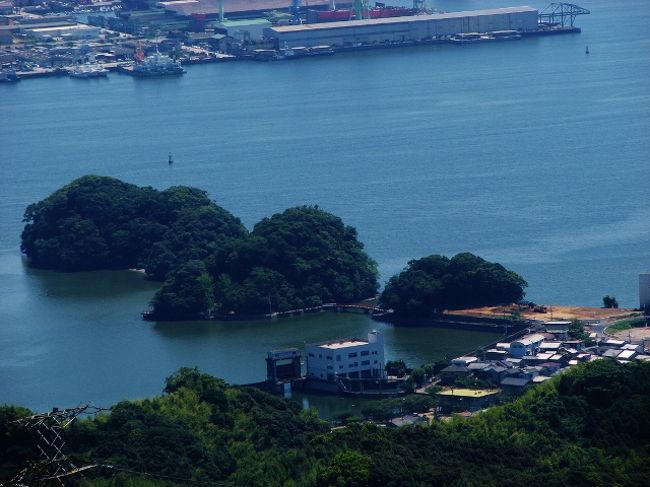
[265, 6, 539, 48]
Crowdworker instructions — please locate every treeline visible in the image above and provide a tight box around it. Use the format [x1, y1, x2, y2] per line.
[21, 176, 378, 319]
[1, 361, 649, 486]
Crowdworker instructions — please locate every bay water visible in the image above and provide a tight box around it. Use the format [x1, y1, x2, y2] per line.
[1, 0, 648, 415]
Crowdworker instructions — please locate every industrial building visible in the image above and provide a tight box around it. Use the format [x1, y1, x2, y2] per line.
[29, 24, 101, 40]
[306, 330, 385, 382]
[265, 6, 539, 48]
[640, 273, 650, 310]
[157, 0, 334, 19]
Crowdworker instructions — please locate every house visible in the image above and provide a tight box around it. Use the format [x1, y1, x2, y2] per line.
[474, 363, 510, 385]
[452, 356, 478, 366]
[602, 349, 621, 359]
[561, 339, 585, 351]
[439, 364, 471, 386]
[539, 342, 562, 353]
[305, 330, 385, 382]
[500, 377, 531, 394]
[509, 334, 545, 357]
[544, 321, 571, 338]
[617, 350, 637, 361]
[485, 349, 508, 360]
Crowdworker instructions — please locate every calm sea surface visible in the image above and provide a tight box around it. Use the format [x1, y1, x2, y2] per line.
[1, 0, 648, 415]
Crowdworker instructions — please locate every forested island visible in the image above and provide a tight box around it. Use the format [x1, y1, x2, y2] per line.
[379, 253, 528, 319]
[21, 176, 527, 321]
[21, 176, 378, 320]
[2, 361, 649, 486]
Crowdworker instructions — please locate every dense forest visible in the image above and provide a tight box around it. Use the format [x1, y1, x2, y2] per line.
[21, 177, 378, 319]
[379, 252, 528, 318]
[155, 206, 378, 318]
[20, 175, 247, 278]
[2, 361, 649, 486]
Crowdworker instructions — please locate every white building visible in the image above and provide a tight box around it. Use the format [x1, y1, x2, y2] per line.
[29, 24, 101, 41]
[306, 331, 385, 382]
[509, 333, 545, 358]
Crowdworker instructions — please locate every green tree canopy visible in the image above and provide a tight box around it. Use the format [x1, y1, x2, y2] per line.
[154, 206, 379, 318]
[379, 252, 527, 318]
[21, 176, 246, 277]
[22, 179, 379, 320]
[2, 362, 649, 486]
[150, 260, 215, 320]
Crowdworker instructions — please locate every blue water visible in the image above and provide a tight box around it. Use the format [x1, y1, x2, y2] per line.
[0, 0, 648, 412]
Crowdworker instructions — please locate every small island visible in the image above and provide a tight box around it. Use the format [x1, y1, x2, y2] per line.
[378, 252, 528, 320]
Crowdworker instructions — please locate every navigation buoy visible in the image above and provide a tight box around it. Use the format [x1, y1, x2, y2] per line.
[168, 152, 173, 164]
[585, 45, 590, 55]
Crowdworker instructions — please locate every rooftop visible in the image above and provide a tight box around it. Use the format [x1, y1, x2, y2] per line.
[270, 6, 538, 33]
[158, 0, 329, 16]
[216, 19, 272, 26]
[501, 377, 531, 387]
[513, 334, 546, 346]
[311, 338, 368, 350]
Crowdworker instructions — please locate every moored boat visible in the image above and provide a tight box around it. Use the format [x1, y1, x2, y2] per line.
[69, 64, 109, 79]
[132, 51, 185, 77]
[0, 69, 21, 83]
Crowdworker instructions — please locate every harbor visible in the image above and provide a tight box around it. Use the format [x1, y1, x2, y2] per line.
[1, 2, 591, 81]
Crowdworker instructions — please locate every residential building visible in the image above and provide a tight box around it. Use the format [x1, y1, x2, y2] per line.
[509, 333, 545, 357]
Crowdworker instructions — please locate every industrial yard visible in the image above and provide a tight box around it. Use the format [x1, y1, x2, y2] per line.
[1, 0, 590, 80]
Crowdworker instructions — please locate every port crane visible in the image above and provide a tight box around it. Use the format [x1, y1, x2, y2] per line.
[290, 0, 302, 24]
[539, 3, 590, 27]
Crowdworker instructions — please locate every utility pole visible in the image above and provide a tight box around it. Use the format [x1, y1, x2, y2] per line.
[7, 405, 106, 486]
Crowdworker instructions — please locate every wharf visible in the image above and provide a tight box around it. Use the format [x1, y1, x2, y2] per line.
[521, 25, 581, 36]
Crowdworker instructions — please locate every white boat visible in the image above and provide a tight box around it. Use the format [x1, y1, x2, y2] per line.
[132, 51, 184, 77]
[69, 64, 109, 79]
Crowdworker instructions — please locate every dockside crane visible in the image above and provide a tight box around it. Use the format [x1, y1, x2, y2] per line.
[539, 3, 590, 27]
[290, 0, 302, 24]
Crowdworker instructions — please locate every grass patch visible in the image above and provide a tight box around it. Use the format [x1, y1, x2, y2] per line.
[606, 316, 646, 333]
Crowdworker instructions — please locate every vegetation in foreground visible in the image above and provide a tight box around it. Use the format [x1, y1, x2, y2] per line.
[2, 361, 649, 486]
[379, 252, 527, 318]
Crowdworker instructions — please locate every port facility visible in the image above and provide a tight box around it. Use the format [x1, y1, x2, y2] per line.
[265, 6, 539, 48]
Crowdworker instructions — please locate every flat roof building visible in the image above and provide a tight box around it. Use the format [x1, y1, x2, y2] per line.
[265, 6, 539, 48]
[29, 24, 100, 40]
[306, 330, 385, 382]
